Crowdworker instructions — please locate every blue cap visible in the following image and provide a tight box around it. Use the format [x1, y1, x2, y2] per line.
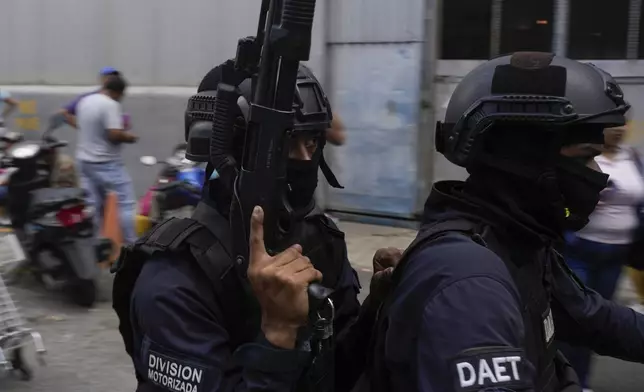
[100, 66, 119, 76]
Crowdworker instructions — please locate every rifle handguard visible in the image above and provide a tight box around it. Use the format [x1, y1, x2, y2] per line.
[210, 83, 238, 189]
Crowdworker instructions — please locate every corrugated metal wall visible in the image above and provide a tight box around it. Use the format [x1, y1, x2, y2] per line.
[0, 0, 327, 86]
[324, 0, 428, 218]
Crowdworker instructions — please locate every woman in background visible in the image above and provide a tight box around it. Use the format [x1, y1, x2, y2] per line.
[327, 115, 346, 146]
[560, 122, 644, 392]
[626, 116, 644, 314]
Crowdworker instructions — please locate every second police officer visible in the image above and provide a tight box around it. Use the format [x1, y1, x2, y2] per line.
[361, 52, 644, 392]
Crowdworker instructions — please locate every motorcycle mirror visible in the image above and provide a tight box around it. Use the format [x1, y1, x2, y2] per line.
[140, 156, 158, 166]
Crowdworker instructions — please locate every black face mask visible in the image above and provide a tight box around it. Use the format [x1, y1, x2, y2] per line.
[286, 159, 318, 210]
[556, 157, 609, 232]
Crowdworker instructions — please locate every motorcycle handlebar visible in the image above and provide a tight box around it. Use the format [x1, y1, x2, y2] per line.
[45, 140, 68, 149]
[42, 112, 70, 148]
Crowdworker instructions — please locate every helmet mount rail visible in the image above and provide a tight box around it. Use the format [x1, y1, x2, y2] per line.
[436, 53, 632, 169]
[438, 94, 630, 167]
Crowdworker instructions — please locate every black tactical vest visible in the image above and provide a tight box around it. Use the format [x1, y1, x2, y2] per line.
[363, 217, 581, 392]
[112, 202, 347, 392]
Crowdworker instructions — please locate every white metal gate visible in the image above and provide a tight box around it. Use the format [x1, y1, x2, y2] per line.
[322, 0, 431, 219]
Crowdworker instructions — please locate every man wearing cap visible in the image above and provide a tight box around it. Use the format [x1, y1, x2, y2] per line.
[60, 67, 123, 128]
[76, 74, 138, 245]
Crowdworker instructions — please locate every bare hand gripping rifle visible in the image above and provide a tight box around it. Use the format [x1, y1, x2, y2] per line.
[209, 0, 335, 352]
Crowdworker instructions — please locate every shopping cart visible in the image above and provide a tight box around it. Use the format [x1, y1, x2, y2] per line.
[0, 225, 46, 380]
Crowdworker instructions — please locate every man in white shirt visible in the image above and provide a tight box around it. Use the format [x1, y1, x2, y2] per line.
[76, 75, 138, 244]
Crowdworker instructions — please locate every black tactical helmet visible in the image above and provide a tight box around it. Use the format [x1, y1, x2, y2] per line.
[436, 52, 631, 168]
[184, 62, 333, 163]
[184, 90, 216, 163]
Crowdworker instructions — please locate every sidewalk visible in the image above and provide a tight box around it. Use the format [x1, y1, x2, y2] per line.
[338, 220, 639, 305]
[338, 220, 416, 272]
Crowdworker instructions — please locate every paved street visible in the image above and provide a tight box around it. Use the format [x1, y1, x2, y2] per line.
[2, 221, 643, 391]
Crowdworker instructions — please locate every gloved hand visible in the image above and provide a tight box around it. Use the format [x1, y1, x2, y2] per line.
[369, 247, 403, 303]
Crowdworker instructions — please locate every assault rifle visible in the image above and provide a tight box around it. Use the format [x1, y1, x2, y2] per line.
[210, 0, 334, 319]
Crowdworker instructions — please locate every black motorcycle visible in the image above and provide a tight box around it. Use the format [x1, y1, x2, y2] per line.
[1, 121, 111, 307]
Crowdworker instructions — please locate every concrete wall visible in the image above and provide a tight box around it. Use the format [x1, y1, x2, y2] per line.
[0, 0, 327, 87]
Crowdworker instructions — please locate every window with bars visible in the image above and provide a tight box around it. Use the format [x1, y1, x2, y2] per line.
[439, 0, 643, 61]
[500, 0, 554, 54]
[568, 0, 630, 59]
[637, 0, 644, 58]
[440, 0, 492, 59]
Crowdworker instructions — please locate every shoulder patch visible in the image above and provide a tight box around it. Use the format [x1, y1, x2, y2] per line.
[142, 336, 218, 392]
[542, 307, 555, 345]
[451, 347, 530, 392]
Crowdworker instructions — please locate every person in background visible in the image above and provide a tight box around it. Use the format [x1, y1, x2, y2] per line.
[76, 75, 138, 245]
[626, 117, 644, 314]
[60, 67, 121, 128]
[50, 153, 79, 188]
[327, 115, 346, 146]
[559, 122, 644, 392]
[0, 89, 19, 129]
[628, 264, 644, 313]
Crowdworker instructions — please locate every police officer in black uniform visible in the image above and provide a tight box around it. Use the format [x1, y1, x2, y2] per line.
[361, 52, 644, 392]
[112, 60, 387, 392]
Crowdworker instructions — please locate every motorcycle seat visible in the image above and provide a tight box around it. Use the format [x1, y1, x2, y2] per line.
[28, 187, 87, 217]
[30, 187, 86, 205]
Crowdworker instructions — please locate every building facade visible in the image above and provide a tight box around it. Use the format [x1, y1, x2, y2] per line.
[1, 0, 643, 221]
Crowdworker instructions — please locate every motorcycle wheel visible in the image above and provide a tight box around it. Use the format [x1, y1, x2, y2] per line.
[31, 246, 66, 290]
[71, 279, 97, 308]
[36, 245, 97, 307]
